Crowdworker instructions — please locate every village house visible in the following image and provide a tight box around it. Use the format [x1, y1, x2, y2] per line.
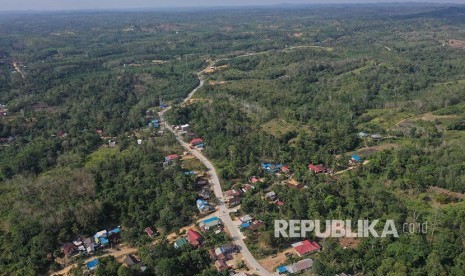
[83, 237, 96, 254]
[144, 227, 155, 238]
[250, 176, 261, 184]
[276, 258, 313, 274]
[108, 139, 116, 148]
[124, 254, 140, 267]
[94, 230, 110, 247]
[292, 240, 321, 257]
[227, 196, 241, 208]
[215, 259, 229, 272]
[181, 124, 190, 131]
[281, 166, 290, 174]
[165, 153, 180, 162]
[186, 229, 203, 247]
[213, 243, 238, 260]
[174, 237, 188, 249]
[87, 259, 99, 271]
[349, 154, 363, 165]
[199, 216, 222, 232]
[224, 189, 242, 199]
[61, 242, 78, 258]
[241, 184, 255, 193]
[261, 163, 283, 173]
[196, 199, 213, 212]
[265, 191, 277, 201]
[240, 215, 253, 223]
[198, 188, 211, 199]
[308, 164, 329, 174]
[190, 138, 204, 148]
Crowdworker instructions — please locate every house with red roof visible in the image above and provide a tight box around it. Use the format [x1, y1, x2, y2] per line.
[281, 166, 290, 174]
[308, 164, 329, 174]
[190, 138, 204, 146]
[144, 227, 155, 238]
[165, 154, 180, 162]
[186, 229, 203, 247]
[291, 240, 321, 256]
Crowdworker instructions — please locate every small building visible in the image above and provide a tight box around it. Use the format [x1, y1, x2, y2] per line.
[199, 217, 222, 231]
[137, 139, 143, 145]
[286, 258, 313, 274]
[241, 184, 255, 193]
[181, 124, 190, 131]
[124, 254, 140, 267]
[225, 189, 242, 199]
[198, 188, 211, 199]
[358, 132, 368, 138]
[190, 138, 204, 146]
[308, 164, 328, 174]
[108, 140, 116, 148]
[350, 154, 363, 165]
[292, 240, 321, 257]
[174, 237, 188, 249]
[196, 199, 212, 212]
[83, 237, 96, 254]
[371, 134, 382, 140]
[86, 259, 99, 271]
[144, 227, 155, 238]
[265, 191, 277, 201]
[215, 259, 228, 272]
[240, 215, 253, 223]
[276, 266, 288, 274]
[214, 243, 237, 260]
[250, 176, 260, 184]
[186, 229, 203, 246]
[281, 166, 290, 174]
[61, 243, 78, 257]
[261, 163, 282, 173]
[249, 220, 264, 231]
[165, 154, 180, 162]
[227, 196, 241, 208]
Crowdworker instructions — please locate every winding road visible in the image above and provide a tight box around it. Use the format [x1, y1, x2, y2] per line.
[159, 64, 274, 276]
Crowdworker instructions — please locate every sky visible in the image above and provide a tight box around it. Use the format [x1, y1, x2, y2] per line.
[0, 0, 464, 11]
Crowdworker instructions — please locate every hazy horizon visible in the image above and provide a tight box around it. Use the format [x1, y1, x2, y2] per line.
[1, 0, 464, 12]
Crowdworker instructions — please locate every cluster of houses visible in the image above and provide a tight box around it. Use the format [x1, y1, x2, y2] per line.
[61, 227, 122, 258]
[276, 240, 321, 274]
[308, 164, 330, 174]
[171, 218, 236, 272]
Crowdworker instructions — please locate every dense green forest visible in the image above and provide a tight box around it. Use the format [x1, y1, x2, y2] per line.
[1, 3, 465, 275]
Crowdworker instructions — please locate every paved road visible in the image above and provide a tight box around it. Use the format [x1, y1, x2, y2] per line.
[159, 67, 274, 276]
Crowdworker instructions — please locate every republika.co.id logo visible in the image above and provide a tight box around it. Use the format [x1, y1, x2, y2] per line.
[275, 219, 428, 238]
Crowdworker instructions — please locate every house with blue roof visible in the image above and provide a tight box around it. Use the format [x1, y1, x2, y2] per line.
[196, 199, 212, 212]
[87, 259, 99, 271]
[199, 216, 222, 231]
[261, 163, 282, 173]
[276, 266, 288, 274]
[350, 154, 363, 165]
